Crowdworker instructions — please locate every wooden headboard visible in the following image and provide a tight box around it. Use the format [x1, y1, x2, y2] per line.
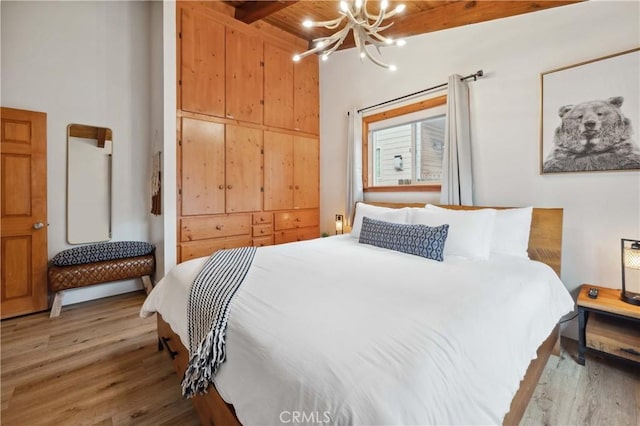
[365, 202, 563, 277]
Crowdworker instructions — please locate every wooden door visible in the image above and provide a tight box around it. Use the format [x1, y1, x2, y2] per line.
[264, 43, 293, 129]
[263, 131, 293, 211]
[1, 107, 48, 319]
[181, 118, 225, 215]
[293, 55, 319, 134]
[225, 125, 263, 213]
[180, 7, 225, 117]
[225, 27, 263, 124]
[293, 136, 319, 209]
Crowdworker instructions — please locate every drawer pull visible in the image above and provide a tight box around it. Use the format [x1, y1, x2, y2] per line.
[620, 347, 640, 356]
[216, 225, 224, 230]
[160, 336, 179, 360]
[295, 218, 301, 222]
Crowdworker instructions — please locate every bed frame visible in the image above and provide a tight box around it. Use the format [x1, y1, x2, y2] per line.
[157, 204, 564, 426]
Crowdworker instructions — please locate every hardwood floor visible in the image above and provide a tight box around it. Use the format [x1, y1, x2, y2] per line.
[1, 291, 638, 425]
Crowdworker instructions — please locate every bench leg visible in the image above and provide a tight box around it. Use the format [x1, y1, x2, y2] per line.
[141, 275, 153, 295]
[50, 292, 64, 318]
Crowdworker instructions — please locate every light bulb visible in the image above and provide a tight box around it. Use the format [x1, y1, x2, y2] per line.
[381, 0, 388, 11]
[321, 54, 329, 61]
[360, 52, 366, 58]
[396, 39, 406, 47]
[389, 64, 397, 71]
[316, 41, 325, 48]
[302, 20, 313, 28]
[340, 1, 348, 12]
[385, 38, 393, 45]
[395, 4, 406, 13]
[355, 0, 363, 8]
[293, 54, 301, 62]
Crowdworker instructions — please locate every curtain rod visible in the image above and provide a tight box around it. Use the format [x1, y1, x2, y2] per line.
[356, 70, 484, 114]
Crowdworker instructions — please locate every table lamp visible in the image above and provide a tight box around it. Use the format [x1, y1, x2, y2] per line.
[621, 238, 640, 305]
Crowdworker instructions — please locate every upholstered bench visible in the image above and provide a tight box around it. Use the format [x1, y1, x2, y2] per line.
[48, 241, 155, 318]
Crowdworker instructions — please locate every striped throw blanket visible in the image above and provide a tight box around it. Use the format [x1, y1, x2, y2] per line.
[181, 246, 257, 398]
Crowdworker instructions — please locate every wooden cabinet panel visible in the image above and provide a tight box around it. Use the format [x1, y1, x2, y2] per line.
[274, 209, 319, 231]
[264, 43, 293, 129]
[181, 236, 252, 261]
[181, 214, 251, 241]
[587, 313, 640, 363]
[293, 136, 319, 209]
[253, 236, 274, 247]
[180, 8, 225, 117]
[294, 55, 319, 134]
[181, 118, 225, 215]
[252, 212, 272, 225]
[263, 131, 293, 211]
[225, 125, 263, 213]
[274, 227, 319, 245]
[252, 224, 273, 237]
[226, 27, 263, 124]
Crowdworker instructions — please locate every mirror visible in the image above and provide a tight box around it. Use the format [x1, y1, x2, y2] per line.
[67, 124, 112, 244]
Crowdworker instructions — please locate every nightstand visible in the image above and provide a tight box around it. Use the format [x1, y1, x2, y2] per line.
[577, 284, 640, 366]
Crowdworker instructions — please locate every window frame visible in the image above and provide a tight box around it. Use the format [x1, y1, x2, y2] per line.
[362, 95, 447, 193]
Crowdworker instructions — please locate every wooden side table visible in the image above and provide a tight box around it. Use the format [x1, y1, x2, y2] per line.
[577, 284, 640, 366]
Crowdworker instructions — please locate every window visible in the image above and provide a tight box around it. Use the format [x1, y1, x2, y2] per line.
[363, 96, 446, 192]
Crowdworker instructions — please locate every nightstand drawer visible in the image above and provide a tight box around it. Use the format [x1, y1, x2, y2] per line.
[587, 313, 640, 363]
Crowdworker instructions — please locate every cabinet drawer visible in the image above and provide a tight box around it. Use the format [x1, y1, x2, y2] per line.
[252, 212, 272, 225]
[252, 224, 273, 237]
[180, 236, 252, 261]
[274, 209, 319, 231]
[157, 315, 189, 376]
[253, 236, 274, 247]
[181, 214, 251, 241]
[274, 226, 319, 244]
[587, 313, 640, 363]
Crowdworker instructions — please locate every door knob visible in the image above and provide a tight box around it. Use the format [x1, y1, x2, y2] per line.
[33, 222, 44, 230]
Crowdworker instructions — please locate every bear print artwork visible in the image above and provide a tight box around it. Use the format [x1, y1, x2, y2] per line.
[543, 96, 640, 172]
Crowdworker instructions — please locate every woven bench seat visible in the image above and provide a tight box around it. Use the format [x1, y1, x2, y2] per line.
[48, 242, 155, 318]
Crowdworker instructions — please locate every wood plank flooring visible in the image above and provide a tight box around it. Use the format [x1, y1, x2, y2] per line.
[1, 291, 638, 425]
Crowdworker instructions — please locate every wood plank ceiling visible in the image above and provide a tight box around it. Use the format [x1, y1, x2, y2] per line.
[225, 0, 581, 50]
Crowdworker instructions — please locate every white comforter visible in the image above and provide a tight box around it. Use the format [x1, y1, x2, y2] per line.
[141, 235, 574, 425]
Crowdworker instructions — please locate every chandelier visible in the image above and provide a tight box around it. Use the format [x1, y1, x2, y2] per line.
[293, 0, 406, 70]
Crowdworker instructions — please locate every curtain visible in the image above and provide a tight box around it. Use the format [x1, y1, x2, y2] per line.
[440, 74, 473, 206]
[345, 108, 364, 226]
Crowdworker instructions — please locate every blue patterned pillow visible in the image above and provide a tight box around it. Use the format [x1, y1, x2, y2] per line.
[51, 241, 154, 266]
[358, 216, 449, 261]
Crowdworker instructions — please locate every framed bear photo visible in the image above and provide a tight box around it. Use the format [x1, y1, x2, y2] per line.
[540, 48, 640, 174]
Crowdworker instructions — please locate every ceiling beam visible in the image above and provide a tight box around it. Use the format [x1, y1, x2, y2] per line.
[234, 1, 299, 24]
[336, 0, 581, 50]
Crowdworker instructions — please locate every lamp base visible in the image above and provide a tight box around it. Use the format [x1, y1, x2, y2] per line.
[621, 290, 640, 306]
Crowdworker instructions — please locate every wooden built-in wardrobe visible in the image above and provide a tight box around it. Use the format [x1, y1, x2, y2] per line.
[176, 2, 320, 263]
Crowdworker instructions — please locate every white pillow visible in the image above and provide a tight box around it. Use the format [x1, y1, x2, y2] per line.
[413, 206, 496, 259]
[491, 207, 533, 259]
[350, 203, 409, 239]
[424, 204, 533, 259]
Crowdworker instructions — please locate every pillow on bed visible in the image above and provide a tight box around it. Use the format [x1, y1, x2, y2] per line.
[350, 203, 409, 239]
[412, 207, 495, 260]
[425, 204, 533, 259]
[358, 216, 449, 261]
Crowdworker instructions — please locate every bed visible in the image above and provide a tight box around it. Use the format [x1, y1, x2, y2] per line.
[141, 203, 574, 425]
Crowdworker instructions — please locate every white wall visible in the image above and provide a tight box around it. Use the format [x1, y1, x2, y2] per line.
[1, 1, 153, 305]
[320, 1, 640, 338]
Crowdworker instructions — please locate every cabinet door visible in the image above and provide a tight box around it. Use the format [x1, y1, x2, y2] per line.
[226, 27, 263, 124]
[293, 55, 319, 134]
[293, 136, 319, 209]
[264, 43, 293, 129]
[225, 125, 263, 213]
[181, 118, 225, 215]
[264, 131, 293, 211]
[180, 7, 225, 117]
